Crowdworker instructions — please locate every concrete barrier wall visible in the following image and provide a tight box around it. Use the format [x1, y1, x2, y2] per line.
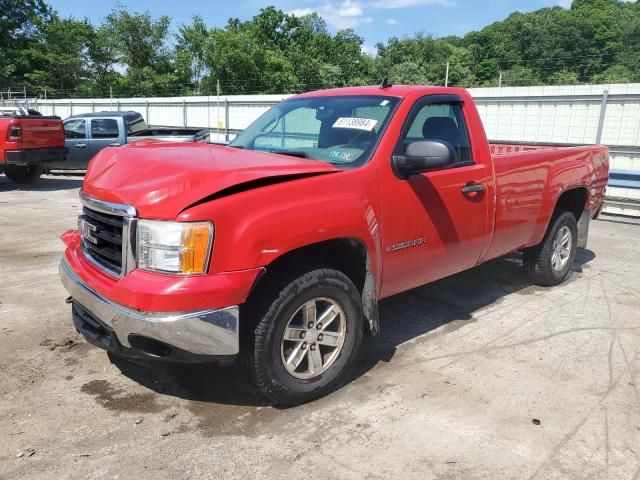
[30, 94, 290, 143]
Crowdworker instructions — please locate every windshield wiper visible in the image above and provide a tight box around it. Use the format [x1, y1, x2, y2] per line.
[268, 150, 309, 159]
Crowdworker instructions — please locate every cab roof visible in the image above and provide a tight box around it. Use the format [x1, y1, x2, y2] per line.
[66, 111, 142, 120]
[293, 85, 468, 99]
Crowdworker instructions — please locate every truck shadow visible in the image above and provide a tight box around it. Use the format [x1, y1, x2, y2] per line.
[349, 248, 595, 380]
[109, 249, 595, 408]
[0, 174, 83, 192]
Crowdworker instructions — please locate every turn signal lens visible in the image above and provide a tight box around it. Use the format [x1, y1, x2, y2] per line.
[179, 224, 212, 274]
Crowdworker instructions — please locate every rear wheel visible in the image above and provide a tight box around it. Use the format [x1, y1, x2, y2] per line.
[244, 268, 364, 406]
[523, 211, 578, 286]
[3, 165, 43, 183]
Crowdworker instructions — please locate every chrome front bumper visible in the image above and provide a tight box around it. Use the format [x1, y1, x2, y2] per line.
[59, 258, 239, 357]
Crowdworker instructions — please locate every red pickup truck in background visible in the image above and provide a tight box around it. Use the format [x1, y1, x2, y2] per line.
[59, 86, 609, 405]
[0, 113, 66, 183]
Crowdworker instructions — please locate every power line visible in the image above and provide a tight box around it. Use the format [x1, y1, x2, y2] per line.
[6, 57, 640, 99]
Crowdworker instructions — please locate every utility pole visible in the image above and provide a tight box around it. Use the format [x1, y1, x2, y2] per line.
[109, 86, 113, 110]
[498, 71, 503, 88]
[445, 62, 450, 87]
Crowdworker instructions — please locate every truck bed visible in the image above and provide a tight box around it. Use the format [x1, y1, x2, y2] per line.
[128, 126, 209, 143]
[489, 140, 590, 155]
[485, 141, 609, 261]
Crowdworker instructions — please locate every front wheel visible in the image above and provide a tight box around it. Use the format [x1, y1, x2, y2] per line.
[244, 268, 364, 406]
[3, 165, 43, 183]
[523, 211, 578, 286]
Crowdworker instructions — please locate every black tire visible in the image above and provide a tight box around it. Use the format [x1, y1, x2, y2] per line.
[523, 211, 578, 286]
[3, 165, 43, 183]
[243, 268, 364, 406]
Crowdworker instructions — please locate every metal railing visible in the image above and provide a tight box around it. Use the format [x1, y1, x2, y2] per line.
[3, 92, 640, 217]
[609, 170, 640, 189]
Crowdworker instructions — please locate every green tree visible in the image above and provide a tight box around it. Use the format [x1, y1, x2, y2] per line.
[547, 70, 581, 85]
[86, 25, 121, 97]
[591, 65, 633, 83]
[0, 0, 51, 89]
[176, 16, 209, 93]
[4, 0, 640, 95]
[388, 61, 430, 85]
[104, 8, 180, 95]
[204, 20, 266, 94]
[503, 66, 541, 86]
[201, 8, 373, 94]
[22, 15, 93, 93]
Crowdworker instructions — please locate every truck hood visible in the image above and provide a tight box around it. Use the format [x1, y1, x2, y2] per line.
[82, 141, 338, 219]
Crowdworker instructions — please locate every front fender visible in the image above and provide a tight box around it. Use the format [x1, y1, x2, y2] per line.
[178, 166, 383, 294]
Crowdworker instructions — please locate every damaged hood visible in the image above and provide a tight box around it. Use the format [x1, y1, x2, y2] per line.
[82, 141, 338, 219]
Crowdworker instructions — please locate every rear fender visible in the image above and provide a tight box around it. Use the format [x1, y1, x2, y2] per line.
[529, 154, 593, 247]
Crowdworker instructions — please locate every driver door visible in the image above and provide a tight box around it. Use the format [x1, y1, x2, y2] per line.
[378, 95, 494, 297]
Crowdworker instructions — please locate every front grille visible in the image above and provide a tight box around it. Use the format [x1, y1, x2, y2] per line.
[81, 206, 124, 276]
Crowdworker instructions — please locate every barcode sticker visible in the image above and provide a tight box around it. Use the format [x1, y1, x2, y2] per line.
[333, 117, 378, 131]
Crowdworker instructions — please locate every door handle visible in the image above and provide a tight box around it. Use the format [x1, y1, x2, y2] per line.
[75, 143, 87, 148]
[461, 182, 485, 194]
[109, 142, 121, 147]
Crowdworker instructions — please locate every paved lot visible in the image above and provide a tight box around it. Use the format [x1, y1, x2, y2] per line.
[1, 174, 639, 480]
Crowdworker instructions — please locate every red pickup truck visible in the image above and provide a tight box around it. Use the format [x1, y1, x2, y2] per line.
[0, 114, 66, 182]
[59, 86, 609, 405]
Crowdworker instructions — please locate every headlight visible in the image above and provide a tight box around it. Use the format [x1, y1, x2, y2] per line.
[137, 220, 213, 274]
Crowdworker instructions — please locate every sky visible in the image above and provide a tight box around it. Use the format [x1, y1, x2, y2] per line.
[46, 0, 591, 53]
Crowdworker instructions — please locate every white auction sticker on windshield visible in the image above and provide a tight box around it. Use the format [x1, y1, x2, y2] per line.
[333, 117, 378, 131]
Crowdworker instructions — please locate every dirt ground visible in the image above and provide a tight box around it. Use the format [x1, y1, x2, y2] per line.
[1, 174, 640, 480]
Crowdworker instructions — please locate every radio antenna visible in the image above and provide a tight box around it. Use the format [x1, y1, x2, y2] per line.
[380, 77, 392, 89]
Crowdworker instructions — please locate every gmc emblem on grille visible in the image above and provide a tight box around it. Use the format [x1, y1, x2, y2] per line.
[79, 218, 98, 245]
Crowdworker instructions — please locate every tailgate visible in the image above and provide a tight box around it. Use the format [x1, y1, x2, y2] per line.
[16, 118, 65, 149]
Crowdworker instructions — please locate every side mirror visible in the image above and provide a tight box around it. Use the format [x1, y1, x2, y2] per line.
[392, 140, 456, 178]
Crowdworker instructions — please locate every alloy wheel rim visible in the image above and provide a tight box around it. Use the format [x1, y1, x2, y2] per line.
[551, 225, 572, 271]
[280, 297, 347, 380]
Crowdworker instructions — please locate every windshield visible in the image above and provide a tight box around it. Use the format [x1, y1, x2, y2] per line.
[229, 95, 400, 168]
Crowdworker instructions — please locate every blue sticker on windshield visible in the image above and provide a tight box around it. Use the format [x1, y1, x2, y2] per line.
[330, 151, 353, 162]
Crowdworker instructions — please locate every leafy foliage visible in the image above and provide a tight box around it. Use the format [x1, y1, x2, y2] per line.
[0, 0, 52, 88]
[2, 0, 640, 97]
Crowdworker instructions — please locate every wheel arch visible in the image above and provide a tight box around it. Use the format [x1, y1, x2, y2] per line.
[530, 185, 589, 249]
[245, 237, 380, 335]
[554, 186, 589, 220]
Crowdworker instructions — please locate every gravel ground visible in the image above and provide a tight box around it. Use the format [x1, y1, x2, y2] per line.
[1, 174, 639, 480]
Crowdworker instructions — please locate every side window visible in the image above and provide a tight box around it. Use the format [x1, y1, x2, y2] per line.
[90, 119, 119, 139]
[401, 102, 473, 165]
[126, 116, 147, 135]
[64, 119, 86, 139]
